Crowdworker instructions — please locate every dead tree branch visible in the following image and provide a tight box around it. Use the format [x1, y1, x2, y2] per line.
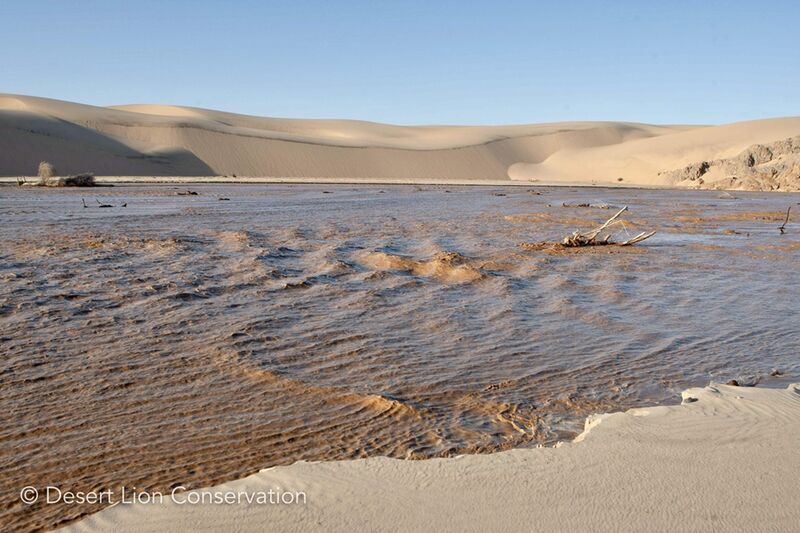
[779, 206, 791, 234]
[561, 206, 655, 247]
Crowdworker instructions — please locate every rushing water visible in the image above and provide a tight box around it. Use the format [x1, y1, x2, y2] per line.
[1, 184, 799, 531]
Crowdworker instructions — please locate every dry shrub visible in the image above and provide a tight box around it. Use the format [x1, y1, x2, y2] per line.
[38, 161, 57, 184]
[33, 165, 97, 187]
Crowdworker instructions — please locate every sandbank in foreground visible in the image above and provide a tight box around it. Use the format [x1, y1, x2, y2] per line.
[63, 382, 800, 532]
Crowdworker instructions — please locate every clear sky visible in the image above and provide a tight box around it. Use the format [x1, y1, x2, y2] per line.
[2, 0, 798, 125]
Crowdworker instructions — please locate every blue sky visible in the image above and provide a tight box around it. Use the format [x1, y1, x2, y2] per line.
[1, 1, 798, 124]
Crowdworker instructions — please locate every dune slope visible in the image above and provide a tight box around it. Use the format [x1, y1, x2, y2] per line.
[2, 94, 799, 189]
[509, 117, 800, 189]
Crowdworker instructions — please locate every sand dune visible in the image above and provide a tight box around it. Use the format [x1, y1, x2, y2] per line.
[61, 383, 800, 532]
[510, 117, 800, 190]
[1, 94, 799, 189]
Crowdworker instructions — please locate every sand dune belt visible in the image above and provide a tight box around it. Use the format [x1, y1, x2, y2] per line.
[2, 94, 799, 190]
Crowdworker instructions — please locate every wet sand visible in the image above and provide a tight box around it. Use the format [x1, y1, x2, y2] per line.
[62, 383, 800, 533]
[1, 184, 799, 531]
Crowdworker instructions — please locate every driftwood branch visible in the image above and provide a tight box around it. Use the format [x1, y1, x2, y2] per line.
[619, 231, 657, 246]
[778, 206, 791, 234]
[582, 206, 627, 240]
[83, 198, 125, 208]
[519, 206, 656, 252]
[561, 206, 655, 247]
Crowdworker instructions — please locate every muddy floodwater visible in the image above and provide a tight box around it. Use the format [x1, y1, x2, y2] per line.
[1, 184, 799, 531]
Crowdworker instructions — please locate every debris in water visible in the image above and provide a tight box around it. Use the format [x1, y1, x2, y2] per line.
[560, 206, 655, 247]
[778, 206, 792, 234]
[519, 206, 655, 251]
[562, 202, 618, 209]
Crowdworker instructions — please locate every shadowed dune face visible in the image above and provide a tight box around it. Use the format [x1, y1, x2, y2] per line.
[0, 109, 216, 176]
[1, 184, 799, 531]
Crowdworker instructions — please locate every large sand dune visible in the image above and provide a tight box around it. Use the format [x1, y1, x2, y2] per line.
[1, 94, 799, 189]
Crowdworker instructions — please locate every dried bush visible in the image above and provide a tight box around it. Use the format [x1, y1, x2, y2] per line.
[38, 161, 57, 184]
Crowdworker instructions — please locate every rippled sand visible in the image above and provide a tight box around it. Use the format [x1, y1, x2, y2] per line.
[1, 184, 798, 531]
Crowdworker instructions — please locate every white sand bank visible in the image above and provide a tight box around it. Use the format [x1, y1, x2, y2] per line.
[62, 383, 800, 532]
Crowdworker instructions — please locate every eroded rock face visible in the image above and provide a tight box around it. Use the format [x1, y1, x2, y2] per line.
[659, 135, 800, 191]
[679, 161, 710, 182]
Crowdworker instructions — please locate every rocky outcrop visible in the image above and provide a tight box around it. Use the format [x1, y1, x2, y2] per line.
[659, 135, 800, 191]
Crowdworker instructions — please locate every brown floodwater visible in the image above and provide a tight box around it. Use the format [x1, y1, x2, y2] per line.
[1, 184, 798, 531]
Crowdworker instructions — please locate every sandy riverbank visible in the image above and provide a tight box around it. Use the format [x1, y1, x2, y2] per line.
[61, 382, 800, 532]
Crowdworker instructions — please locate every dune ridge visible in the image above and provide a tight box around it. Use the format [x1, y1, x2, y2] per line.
[0, 94, 676, 179]
[61, 382, 800, 532]
[0, 95, 800, 190]
[2, 94, 799, 190]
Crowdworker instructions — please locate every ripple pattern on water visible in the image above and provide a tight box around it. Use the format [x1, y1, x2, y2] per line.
[1, 184, 798, 531]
